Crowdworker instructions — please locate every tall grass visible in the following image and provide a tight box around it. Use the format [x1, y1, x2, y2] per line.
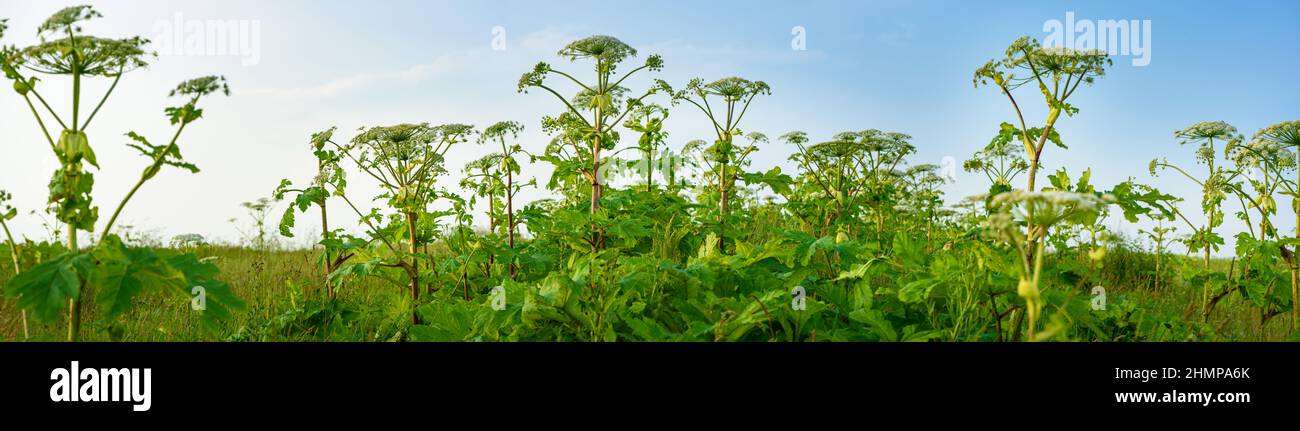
[2, 240, 1293, 341]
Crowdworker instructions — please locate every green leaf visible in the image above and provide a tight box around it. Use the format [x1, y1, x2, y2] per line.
[898, 278, 940, 303]
[167, 252, 246, 331]
[4, 252, 86, 322]
[799, 235, 836, 266]
[848, 309, 896, 341]
[278, 207, 297, 237]
[90, 235, 187, 320]
[741, 167, 794, 196]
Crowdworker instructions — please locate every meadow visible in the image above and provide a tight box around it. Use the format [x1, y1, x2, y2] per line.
[2, 6, 1298, 342]
[1, 235, 1294, 341]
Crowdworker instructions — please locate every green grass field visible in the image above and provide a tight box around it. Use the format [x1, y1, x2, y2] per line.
[2, 240, 1293, 342]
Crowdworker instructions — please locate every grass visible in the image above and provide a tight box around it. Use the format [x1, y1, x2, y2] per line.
[1, 240, 1295, 341]
[1087, 241, 1295, 342]
[0, 244, 405, 341]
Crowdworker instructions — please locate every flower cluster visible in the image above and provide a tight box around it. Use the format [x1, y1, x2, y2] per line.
[981, 190, 1114, 243]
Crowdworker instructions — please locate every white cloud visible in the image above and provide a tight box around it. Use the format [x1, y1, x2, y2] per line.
[240, 26, 593, 100]
[242, 54, 461, 99]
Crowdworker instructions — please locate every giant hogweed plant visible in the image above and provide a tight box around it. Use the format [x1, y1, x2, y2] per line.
[784, 130, 915, 242]
[983, 190, 1112, 341]
[620, 103, 670, 192]
[1138, 223, 1177, 291]
[231, 197, 276, 250]
[979, 168, 1172, 341]
[1149, 121, 1246, 321]
[1225, 136, 1292, 241]
[1222, 132, 1293, 325]
[458, 155, 505, 280]
[461, 120, 535, 277]
[438, 192, 505, 300]
[668, 77, 770, 250]
[518, 35, 664, 249]
[537, 111, 598, 205]
[849, 130, 914, 242]
[274, 126, 352, 299]
[331, 123, 475, 324]
[1, 7, 242, 341]
[0, 5, 149, 253]
[899, 164, 948, 249]
[973, 37, 1110, 192]
[680, 130, 786, 250]
[973, 36, 1110, 274]
[1233, 120, 1300, 329]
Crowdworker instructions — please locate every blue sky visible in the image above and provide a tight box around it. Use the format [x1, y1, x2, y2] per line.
[0, 0, 1296, 253]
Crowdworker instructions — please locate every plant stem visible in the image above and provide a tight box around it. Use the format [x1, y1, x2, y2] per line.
[507, 167, 516, 278]
[100, 122, 189, 242]
[719, 160, 728, 252]
[21, 95, 59, 157]
[66, 229, 79, 342]
[0, 218, 28, 340]
[1293, 159, 1300, 330]
[1027, 238, 1045, 342]
[406, 211, 420, 325]
[1201, 240, 1210, 321]
[79, 65, 124, 132]
[66, 59, 83, 342]
[591, 89, 604, 251]
[320, 200, 333, 299]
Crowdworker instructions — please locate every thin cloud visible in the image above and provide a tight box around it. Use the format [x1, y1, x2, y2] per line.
[519, 25, 586, 52]
[243, 27, 586, 99]
[243, 56, 458, 99]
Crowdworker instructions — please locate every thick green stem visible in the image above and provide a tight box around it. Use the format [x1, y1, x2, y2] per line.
[406, 212, 420, 325]
[1026, 237, 1045, 342]
[507, 168, 516, 278]
[320, 200, 333, 299]
[72, 72, 81, 132]
[646, 149, 654, 192]
[66, 65, 83, 342]
[719, 160, 729, 252]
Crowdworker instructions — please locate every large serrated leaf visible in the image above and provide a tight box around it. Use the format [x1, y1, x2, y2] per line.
[4, 252, 85, 322]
